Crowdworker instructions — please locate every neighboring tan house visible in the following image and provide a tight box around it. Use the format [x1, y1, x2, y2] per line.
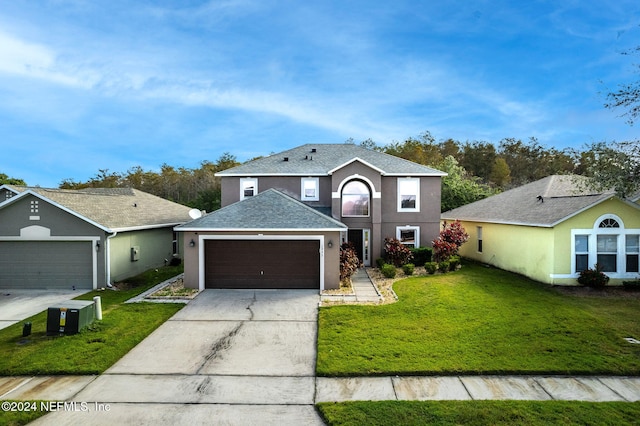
[176, 143, 446, 291]
[0, 185, 194, 290]
[441, 175, 640, 285]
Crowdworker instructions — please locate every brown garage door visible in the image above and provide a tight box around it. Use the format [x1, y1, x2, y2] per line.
[205, 239, 320, 289]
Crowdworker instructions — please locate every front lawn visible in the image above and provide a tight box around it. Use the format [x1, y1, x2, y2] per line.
[0, 265, 184, 375]
[317, 400, 640, 426]
[317, 263, 640, 376]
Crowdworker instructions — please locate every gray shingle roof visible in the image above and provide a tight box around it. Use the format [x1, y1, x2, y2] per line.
[441, 175, 622, 227]
[176, 188, 347, 230]
[6, 186, 194, 231]
[216, 143, 446, 176]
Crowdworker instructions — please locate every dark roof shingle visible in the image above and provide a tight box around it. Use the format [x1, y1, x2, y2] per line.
[216, 143, 446, 176]
[441, 175, 620, 227]
[176, 188, 347, 230]
[6, 186, 194, 231]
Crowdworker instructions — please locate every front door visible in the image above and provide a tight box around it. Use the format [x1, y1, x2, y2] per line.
[347, 229, 371, 266]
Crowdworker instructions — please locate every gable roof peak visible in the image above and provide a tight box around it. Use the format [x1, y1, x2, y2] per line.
[215, 143, 446, 177]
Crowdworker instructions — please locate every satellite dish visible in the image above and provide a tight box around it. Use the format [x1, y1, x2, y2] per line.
[188, 208, 203, 219]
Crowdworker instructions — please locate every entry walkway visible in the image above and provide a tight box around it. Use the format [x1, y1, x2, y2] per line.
[320, 268, 381, 304]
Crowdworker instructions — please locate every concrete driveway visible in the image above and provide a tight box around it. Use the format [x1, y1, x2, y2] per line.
[0, 289, 89, 330]
[34, 289, 324, 425]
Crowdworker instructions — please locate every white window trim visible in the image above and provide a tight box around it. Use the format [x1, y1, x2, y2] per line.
[301, 177, 319, 201]
[240, 178, 258, 201]
[570, 214, 640, 279]
[341, 180, 371, 217]
[397, 178, 420, 212]
[396, 225, 420, 248]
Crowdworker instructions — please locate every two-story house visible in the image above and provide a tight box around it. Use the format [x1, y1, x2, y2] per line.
[176, 143, 445, 291]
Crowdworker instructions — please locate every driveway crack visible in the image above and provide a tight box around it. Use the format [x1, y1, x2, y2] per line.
[195, 322, 244, 374]
[245, 291, 257, 320]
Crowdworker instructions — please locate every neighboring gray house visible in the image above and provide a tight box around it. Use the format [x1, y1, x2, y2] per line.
[0, 185, 194, 290]
[177, 143, 445, 291]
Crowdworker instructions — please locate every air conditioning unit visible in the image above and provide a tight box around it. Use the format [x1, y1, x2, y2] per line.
[46, 300, 95, 335]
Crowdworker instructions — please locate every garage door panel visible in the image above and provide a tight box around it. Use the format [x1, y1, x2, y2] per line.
[205, 239, 320, 289]
[0, 241, 93, 290]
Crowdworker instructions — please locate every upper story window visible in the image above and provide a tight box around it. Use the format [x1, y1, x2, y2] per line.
[397, 178, 420, 212]
[301, 178, 319, 201]
[30, 200, 39, 213]
[240, 178, 258, 200]
[342, 180, 370, 217]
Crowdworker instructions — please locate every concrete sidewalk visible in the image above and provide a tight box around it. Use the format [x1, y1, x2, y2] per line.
[316, 375, 640, 402]
[3, 374, 639, 404]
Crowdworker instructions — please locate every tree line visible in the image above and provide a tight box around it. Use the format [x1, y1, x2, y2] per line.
[1, 134, 634, 213]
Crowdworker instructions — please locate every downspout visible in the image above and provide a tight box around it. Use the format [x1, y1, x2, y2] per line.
[105, 231, 118, 287]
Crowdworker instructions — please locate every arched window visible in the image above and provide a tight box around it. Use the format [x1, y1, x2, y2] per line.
[342, 181, 370, 217]
[599, 218, 620, 228]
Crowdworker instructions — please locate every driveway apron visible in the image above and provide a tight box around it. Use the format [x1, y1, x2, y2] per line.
[34, 289, 324, 425]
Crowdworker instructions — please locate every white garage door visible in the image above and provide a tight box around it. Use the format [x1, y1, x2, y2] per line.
[0, 241, 93, 290]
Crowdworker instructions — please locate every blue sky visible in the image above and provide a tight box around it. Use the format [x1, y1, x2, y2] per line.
[1, 1, 639, 187]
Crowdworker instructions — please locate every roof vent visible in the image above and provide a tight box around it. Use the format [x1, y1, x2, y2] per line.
[311, 148, 317, 153]
[283, 157, 289, 162]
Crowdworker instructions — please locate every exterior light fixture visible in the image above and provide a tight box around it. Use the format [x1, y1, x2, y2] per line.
[95, 241, 101, 252]
[328, 240, 333, 248]
[189, 239, 196, 247]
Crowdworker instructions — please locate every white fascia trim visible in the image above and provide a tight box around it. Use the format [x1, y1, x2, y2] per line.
[176, 227, 346, 232]
[327, 157, 386, 175]
[215, 172, 329, 177]
[385, 172, 448, 177]
[439, 217, 554, 228]
[197, 234, 326, 291]
[110, 223, 185, 233]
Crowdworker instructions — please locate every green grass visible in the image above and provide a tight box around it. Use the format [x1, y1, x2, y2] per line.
[0, 265, 184, 375]
[0, 401, 49, 426]
[317, 263, 640, 376]
[317, 400, 640, 426]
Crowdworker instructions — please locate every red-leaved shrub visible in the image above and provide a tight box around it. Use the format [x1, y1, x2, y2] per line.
[432, 220, 469, 262]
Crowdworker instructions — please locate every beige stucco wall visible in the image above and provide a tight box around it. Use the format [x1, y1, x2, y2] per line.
[455, 220, 555, 283]
[551, 197, 640, 285]
[181, 230, 341, 290]
[109, 228, 178, 283]
[451, 197, 640, 285]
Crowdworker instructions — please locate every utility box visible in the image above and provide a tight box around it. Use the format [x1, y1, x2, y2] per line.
[46, 300, 95, 336]
[131, 246, 140, 261]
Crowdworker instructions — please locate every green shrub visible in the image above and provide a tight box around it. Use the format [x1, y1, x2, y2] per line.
[402, 263, 415, 275]
[438, 260, 450, 273]
[424, 262, 438, 274]
[448, 255, 461, 271]
[622, 279, 640, 291]
[381, 264, 397, 278]
[577, 264, 610, 288]
[376, 257, 386, 269]
[409, 247, 432, 266]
